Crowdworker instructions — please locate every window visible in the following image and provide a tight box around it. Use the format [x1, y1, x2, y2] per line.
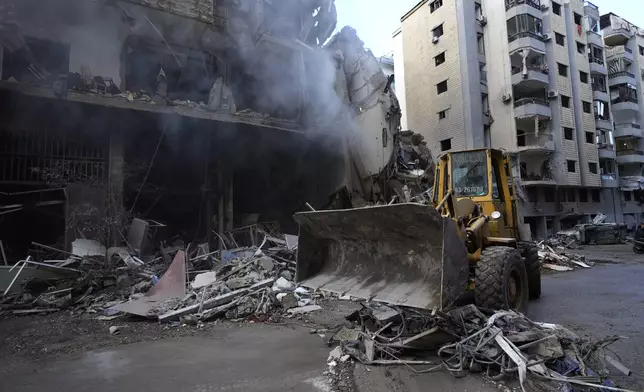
[440, 138, 452, 151]
[558, 63, 568, 76]
[437, 80, 448, 94]
[585, 131, 594, 143]
[640, 46, 644, 56]
[506, 14, 543, 41]
[477, 33, 485, 55]
[576, 41, 585, 54]
[452, 151, 488, 197]
[564, 127, 574, 140]
[574, 13, 582, 26]
[624, 191, 632, 201]
[591, 189, 600, 202]
[555, 33, 565, 46]
[580, 71, 589, 84]
[438, 109, 449, 119]
[567, 160, 576, 173]
[544, 188, 555, 202]
[433, 24, 444, 38]
[526, 187, 538, 203]
[589, 162, 598, 174]
[552, 1, 561, 15]
[561, 95, 571, 108]
[568, 188, 577, 201]
[583, 101, 591, 113]
[430, 0, 443, 13]
[579, 189, 588, 202]
[435, 52, 446, 66]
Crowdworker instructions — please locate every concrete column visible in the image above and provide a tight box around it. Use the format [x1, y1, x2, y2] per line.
[537, 216, 548, 238]
[108, 129, 124, 246]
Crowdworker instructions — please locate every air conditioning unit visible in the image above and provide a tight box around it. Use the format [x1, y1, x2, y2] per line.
[543, 33, 551, 41]
[548, 90, 559, 99]
[502, 93, 512, 103]
[432, 36, 440, 44]
[479, 16, 487, 26]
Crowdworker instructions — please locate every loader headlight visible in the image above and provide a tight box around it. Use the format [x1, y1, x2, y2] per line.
[491, 211, 501, 220]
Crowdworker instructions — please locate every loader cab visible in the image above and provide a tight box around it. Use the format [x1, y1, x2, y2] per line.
[434, 148, 518, 239]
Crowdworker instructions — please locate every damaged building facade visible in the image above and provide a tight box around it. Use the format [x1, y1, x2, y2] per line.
[0, 0, 402, 262]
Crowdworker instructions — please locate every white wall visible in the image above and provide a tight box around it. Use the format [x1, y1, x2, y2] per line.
[392, 28, 408, 130]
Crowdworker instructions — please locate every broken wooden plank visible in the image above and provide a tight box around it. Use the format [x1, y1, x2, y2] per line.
[3, 260, 27, 296]
[605, 354, 632, 376]
[542, 264, 573, 272]
[12, 308, 59, 315]
[567, 259, 591, 268]
[158, 278, 274, 322]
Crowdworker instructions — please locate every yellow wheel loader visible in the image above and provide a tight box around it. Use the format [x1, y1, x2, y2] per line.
[293, 148, 541, 312]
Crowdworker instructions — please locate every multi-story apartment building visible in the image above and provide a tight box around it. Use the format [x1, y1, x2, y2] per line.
[397, 0, 631, 238]
[600, 12, 644, 229]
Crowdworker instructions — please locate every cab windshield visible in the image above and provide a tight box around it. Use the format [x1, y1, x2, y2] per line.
[451, 151, 488, 197]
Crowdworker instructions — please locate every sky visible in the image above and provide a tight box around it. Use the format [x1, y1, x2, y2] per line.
[335, 0, 644, 57]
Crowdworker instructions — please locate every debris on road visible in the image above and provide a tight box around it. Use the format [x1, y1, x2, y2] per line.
[1, 221, 306, 325]
[537, 243, 592, 272]
[328, 302, 636, 392]
[546, 220, 627, 247]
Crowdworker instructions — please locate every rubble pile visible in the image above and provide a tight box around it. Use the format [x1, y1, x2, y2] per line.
[0, 222, 313, 325]
[537, 243, 592, 272]
[328, 302, 634, 392]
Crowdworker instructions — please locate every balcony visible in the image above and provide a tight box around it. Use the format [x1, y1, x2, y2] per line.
[520, 173, 557, 186]
[592, 83, 609, 102]
[505, 0, 541, 11]
[606, 45, 634, 62]
[508, 32, 546, 54]
[595, 116, 612, 130]
[511, 66, 549, 89]
[587, 31, 603, 47]
[513, 98, 551, 118]
[517, 133, 555, 154]
[608, 71, 636, 87]
[611, 96, 640, 113]
[589, 58, 607, 75]
[603, 25, 632, 47]
[616, 149, 644, 164]
[480, 70, 488, 94]
[613, 123, 642, 138]
[598, 144, 617, 160]
[601, 173, 619, 188]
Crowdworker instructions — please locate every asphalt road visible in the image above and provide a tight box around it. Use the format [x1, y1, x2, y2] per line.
[2, 245, 643, 392]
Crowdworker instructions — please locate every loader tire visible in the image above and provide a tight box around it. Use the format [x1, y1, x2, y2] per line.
[475, 247, 529, 312]
[522, 245, 542, 300]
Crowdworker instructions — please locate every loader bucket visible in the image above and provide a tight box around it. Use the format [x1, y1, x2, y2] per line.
[293, 203, 469, 310]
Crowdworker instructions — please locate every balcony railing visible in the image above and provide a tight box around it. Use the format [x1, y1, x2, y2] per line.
[612, 96, 639, 104]
[480, 70, 488, 85]
[589, 57, 605, 65]
[616, 149, 644, 156]
[606, 46, 633, 58]
[584, 1, 599, 10]
[615, 123, 642, 130]
[505, 0, 541, 11]
[514, 97, 548, 108]
[592, 83, 607, 92]
[511, 65, 549, 75]
[608, 71, 635, 79]
[517, 133, 554, 148]
[508, 31, 546, 43]
[521, 173, 554, 182]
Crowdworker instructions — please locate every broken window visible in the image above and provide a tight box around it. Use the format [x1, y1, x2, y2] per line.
[579, 189, 588, 202]
[438, 109, 449, 119]
[544, 187, 555, 202]
[624, 191, 632, 201]
[580, 71, 588, 84]
[1, 36, 70, 84]
[555, 33, 565, 46]
[441, 138, 452, 151]
[433, 24, 444, 38]
[567, 160, 576, 173]
[123, 36, 220, 104]
[594, 100, 610, 120]
[576, 41, 585, 55]
[564, 127, 574, 140]
[558, 63, 568, 77]
[574, 12, 582, 25]
[583, 101, 592, 114]
[430, 0, 443, 13]
[552, 2, 561, 15]
[561, 95, 571, 108]
[586, 131, 594, 143]
[589, 162, 598, 174]
[435, 52, 446, 66]
[506, 14, 543, 42]
[526, 187, 538, 202]
[591, 190, 600, 202]
[437, 80, 448, 94]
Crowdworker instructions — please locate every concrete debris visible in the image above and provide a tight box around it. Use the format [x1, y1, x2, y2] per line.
[537, 243, 593, 271]
[547, 222, 627, 247]
[287, 304, 322, 315]
[3, 221, 302, 325]
[331, 302, 635, 392]
[109, 326, 121, 335]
